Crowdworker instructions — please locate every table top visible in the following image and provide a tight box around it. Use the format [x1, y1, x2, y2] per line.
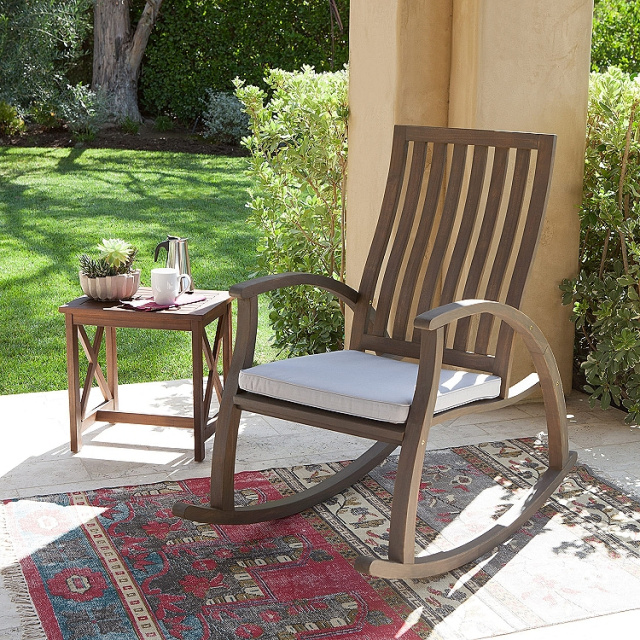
[59, 287, 232, 330]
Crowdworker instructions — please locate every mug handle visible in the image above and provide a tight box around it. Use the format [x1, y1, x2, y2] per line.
[178, 273, 192, 293]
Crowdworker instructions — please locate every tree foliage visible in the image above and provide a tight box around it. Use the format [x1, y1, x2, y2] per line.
[236, 67, 348, 357]
[140, 0, 349, 122]
[0, 0, 91, 108]
[592, 0, 640, 74]
[561, 67, 640, 423]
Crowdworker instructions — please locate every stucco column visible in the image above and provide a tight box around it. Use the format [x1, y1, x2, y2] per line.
[345, 0, 400, 290]
[346, 0, 593, 390]
[346, 0, 453, 293]
[448, 0, 593, 388]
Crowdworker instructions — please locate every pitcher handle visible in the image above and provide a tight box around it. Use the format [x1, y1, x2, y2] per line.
[154, 240, 169, 262]
[178, 273, 192, 293]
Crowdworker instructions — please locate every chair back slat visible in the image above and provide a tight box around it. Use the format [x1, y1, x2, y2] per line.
[357, 132, 409, 311]
[439, 144, 489, 306]
[453, 146, 509, 352]
[350, 125, 556, 386]
[392, 141, 447, 340]
[373, 141, 428, 336]
[473, 147, 531, 354]
[415, 143, 468, 315]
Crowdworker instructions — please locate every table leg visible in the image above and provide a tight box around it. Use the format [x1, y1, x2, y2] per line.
[202, 331, 217, 424]
[206, 317, 224, 403]
[222, 300, 232, 379]
[65, 315, 82, 453]
[192, 319, 206, 462]
[203, 300, 232, 404]
[105, 326, 119, 410]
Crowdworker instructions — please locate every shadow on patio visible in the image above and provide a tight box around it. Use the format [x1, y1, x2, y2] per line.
[1, 381, 640, 638]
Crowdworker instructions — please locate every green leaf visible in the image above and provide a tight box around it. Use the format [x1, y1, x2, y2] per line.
[236, 66, 348, 356]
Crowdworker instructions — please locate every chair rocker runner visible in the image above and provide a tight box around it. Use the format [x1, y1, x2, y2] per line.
[173, 125, 577, 579]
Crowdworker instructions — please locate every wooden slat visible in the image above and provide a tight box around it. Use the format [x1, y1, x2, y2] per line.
[441, 348, 497, 374]
[208, 319, 225, 402]
[494, 138, 556, 378]
[440, 144, 489, 306]
[505, 140, 556, 309]
[412, 143, 468, 338]
[95, 410, 194, 429]
[373, 141, 428, 336]
[453, 146, 509, 351]
[393, 141, 447, 340]
[353, 130, 410, 338]
[358, 337, 498, 377]
[359, 334, 421, 360]
[78, 325, 110, 397]
[234, 393, 406, 444]
[202, 332, 216, 423]
[402, 125, 544, 149]
[351, 132, 409, 350]
[474, 147, 531, 354]
[78, 325, 111, 418]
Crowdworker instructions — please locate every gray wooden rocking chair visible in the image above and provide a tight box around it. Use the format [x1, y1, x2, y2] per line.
[173, 125, 577, 579]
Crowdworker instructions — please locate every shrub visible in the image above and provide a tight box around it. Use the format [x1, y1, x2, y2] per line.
[120, 116, 140, 135]
[0, 0, 91, 109]
[560, 67, 640, 423]
[57, 83, 108, 142]
[203, 91, 249, 145]
[29, 102, 62, 129]
[139, 0, 349, 122]
[236, 66, 348, 357]
[592, 0, 640, 74]
[154, 115, 173, 132]
[0, 100, 25, 135]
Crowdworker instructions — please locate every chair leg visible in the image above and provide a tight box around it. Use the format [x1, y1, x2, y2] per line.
[209, 403, 243, 512]
[356, 450, 576, 579]
[355, 345, 577, 580]
[386, 426, 430, 566]
[174, 437, 397, 524]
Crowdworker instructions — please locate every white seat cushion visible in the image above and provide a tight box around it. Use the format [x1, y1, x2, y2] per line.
[238, 350, 501, 423]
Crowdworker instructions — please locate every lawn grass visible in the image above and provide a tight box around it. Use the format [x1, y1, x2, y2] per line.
[0, 146, 277, 395]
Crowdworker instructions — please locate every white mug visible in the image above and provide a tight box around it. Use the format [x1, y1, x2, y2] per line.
[151, 268, 192, 305]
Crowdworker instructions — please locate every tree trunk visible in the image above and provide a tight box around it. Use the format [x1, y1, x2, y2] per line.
[92, 0, 163, 122]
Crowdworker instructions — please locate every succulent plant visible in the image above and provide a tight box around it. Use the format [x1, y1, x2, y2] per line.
[79, 254, 114, 278]
[97, 238, 135, 268]
[79, 238, 138, 278]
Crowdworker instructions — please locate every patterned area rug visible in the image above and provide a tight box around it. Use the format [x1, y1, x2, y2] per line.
[2, 438, 640, 640]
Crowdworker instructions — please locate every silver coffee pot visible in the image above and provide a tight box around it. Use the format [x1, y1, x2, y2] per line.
[154, 235, 194, 292]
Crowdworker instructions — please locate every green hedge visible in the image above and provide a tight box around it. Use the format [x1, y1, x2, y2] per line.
[139, 0, 349, 122]
[236, 67, 348, 357]
[592, 0, 640, 75]
[560, 67, 640, 423]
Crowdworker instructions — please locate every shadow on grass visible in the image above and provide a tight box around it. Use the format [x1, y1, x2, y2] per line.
[0, 147, 261, 394]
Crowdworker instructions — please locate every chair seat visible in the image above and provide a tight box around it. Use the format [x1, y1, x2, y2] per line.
[238, 350, 501, 423]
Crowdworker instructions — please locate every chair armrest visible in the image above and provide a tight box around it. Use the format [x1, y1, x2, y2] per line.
[230, 272, 360, 310]
[414, 299, 548, 355]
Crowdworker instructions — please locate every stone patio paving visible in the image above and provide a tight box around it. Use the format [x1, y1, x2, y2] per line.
[1, 381, 640, 638]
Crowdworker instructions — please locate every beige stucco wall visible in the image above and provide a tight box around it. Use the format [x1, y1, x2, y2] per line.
[346, 0, 593, 390]
[345, 0, 399, 284]
[347, 0, 454, 294]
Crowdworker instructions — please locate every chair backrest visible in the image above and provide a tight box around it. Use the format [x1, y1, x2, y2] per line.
[349, 125, 556, 388]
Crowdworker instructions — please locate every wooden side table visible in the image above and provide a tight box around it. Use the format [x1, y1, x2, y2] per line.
[59, 288, 232, 462]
